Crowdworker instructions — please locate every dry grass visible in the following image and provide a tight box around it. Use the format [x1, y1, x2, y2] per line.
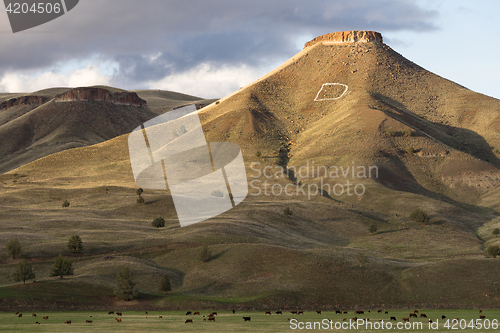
[1, 39, 500, 309]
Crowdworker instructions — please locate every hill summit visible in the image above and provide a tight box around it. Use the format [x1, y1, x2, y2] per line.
[304, 30, 383, 47]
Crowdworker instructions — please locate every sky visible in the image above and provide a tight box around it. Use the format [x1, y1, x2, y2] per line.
[0, 0, 498, 99]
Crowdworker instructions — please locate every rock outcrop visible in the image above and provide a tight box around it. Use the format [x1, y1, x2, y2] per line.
[0, 96, 47, 111]
[55, 87, 146, 107]
[304, 30, 383, 48]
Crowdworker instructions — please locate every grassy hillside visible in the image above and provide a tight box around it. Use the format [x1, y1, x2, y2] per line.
[1, 34, 500, 310]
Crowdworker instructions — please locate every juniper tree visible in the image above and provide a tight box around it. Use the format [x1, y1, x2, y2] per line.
[356, 252, 368, 267]
[152, 216, 166, 229]
[487, 245, 500, 258]
[67, 235, 83, 253]
[6, 238, 21, 259]
[200, 245, 212, 263]
[410, 208, 429, 223]
[14, 260, 35, 284]
[136, 188, 145, 204]
[50, 254, 74, 279]
[159, 274, 171, 293]
[114, 267, 138, 301]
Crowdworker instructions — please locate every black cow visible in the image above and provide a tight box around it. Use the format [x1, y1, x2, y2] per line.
[390, 317, 397, 321]
[186, 311, 192, 315]
[276, 311, 282, 315]
[243, 317, 251, 321]
[335, 310, 341, 314]
[343, 311, 348, 314]
[233, 310, 235, 314]
[385, 311, 389, 314]
[442, 315, 446, 319]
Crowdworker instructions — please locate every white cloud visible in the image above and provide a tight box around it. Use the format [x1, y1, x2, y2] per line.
[67, 65, 111, 87]
[0, 65, 111, 93]
[146, 62, 264, 98]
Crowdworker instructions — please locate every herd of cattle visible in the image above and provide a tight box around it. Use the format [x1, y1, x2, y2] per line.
[12, 308, 489, 325]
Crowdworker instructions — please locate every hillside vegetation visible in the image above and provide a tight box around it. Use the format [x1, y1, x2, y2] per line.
[1, 32, 500, 310]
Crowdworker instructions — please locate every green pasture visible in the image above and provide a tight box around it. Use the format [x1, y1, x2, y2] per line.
[0, 309, 498, 332]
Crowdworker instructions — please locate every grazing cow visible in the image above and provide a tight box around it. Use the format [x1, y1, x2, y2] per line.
[145, 312, 148, 315]
[265, 311, 271, 315]
[194, 312, 200, 315]
[86, 320, 93, 323]
[429, 319, 433, 323]
[276, 311, 282, 314]
[186, 311, 192, 315]
[43, 316, 48, 320]
[403, 318, 409, 322]
[343, 318, 347, 321]
[414, 310, 419, 314]
[385, 311, 389, 314]
[442, 315, 446, 319]
[243, 317, 251, 321]
[65, 320, 72, 324]
[390, 317, 397, 321]
[480, 309, 483, 313]
[203, 318, 206, 321]
[455, 318, 460, 321]
[291, 311, 297, 314]
[116, 312, 122, 316]
[316, 310, 322, 314]
[210, 312, 218, 316]
[15, 311, 19, 315]
[108, 311, 114, 315]
[208, 317, 215, 321]
[298, 311, 304, 315]
[480, 315, 486, 319]
[410, 313, 417, 318]
[335, 310, 341, 314]
[185, 319, 193, 323]
[115, 318, 121, 322]
[35, 322, 40, 324]
[32, 313, 36, 317]
[18, 314, 22, 318]
[159, 316, 163, 319]
[420, 314, 427, 318]
[378, 310, 382, 313]
[343, 311, 348, 314]
[355, 311, 364, 314]
[352, 316, 358, 321]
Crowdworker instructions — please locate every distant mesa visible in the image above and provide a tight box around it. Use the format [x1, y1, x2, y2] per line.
[0, 95, 47, 111]
[55, 87, 146, 107]
[304, 30, 383, 48]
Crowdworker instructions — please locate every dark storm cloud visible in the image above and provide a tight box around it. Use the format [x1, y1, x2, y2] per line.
[0, 0, 438, 86]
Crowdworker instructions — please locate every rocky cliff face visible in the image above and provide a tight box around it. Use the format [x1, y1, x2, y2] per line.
[0, 96, 47, 111]
[304, 30, 383, 48]
[54, 87, 146, 107]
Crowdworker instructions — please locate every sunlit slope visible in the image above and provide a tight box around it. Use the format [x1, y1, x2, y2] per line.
[199, 40, 500, 206]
